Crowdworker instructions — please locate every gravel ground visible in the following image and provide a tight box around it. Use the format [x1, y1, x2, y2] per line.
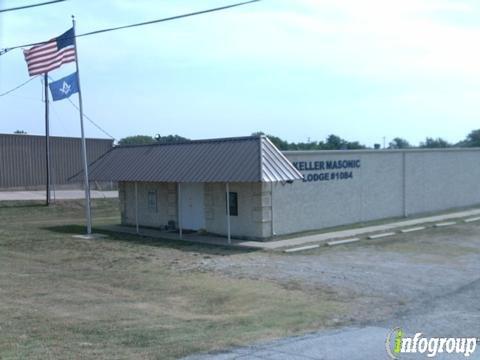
[183, 221, 480, 359]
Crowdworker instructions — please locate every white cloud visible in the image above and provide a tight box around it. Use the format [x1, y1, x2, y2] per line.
[213, 0, 480, 80]
[2, 0, 480, 143]
[6, 0, 479, 82]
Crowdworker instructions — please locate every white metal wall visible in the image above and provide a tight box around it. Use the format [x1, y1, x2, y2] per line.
[273, 148, 480, 236]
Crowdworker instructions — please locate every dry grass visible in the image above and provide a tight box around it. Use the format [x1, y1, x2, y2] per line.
[360, 224, 480, 260]
[0, 199, 346, 359]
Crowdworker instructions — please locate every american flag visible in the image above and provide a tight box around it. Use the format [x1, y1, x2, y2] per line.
[23, 28, 76, 76]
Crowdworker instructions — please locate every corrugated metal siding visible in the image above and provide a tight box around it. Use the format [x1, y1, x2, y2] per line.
[261, 137, 303, 182]
[0, 134, 113, 188]
[86, 136, 303, 183]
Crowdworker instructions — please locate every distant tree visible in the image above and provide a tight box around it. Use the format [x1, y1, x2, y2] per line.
[154, 134, 189, 143]
[345, 141, 366, 150]
[118, 135, 156, 146]
[324, 134, 347, 150]
[119, 134, 190, 146]
[459, 129, 480, 147]
[295, 141, 323, 150]
[253, 132, 366, 150]
[388, 137, 411, 149]
[252, 132, 290, 150]
[419, 137, 451, 148]
[14, 130, 27, 134]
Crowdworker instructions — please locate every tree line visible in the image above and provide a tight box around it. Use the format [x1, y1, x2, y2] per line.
[118, 129, 480, 150]
[387, 131, 480, 149]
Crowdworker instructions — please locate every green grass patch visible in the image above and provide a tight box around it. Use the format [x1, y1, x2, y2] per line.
[0, 199, 346, 359]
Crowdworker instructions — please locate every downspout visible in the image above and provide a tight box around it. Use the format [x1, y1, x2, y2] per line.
[177, 182, 183, 239]
[134, 181, 139, 234]
[271, 181, 274, 238]
[226, 182, 231, 244]
[402, 151, 407, 217]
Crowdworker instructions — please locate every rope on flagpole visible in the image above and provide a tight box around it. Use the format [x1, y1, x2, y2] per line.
[0, 0, 260, 55]
[0, 75, 115, 140]
[0, 73, 115, 139]
[0, 76, 40, 96]
[66, 98, 115, 140]
[46, 74, 115, 140]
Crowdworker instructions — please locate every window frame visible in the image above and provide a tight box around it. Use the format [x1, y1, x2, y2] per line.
[226, 191, 238, 216]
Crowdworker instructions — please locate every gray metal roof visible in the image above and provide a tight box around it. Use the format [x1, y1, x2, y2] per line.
[83, 136, 303, 183]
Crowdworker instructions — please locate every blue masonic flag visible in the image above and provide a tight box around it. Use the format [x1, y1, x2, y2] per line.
[49, 72, 79, 101]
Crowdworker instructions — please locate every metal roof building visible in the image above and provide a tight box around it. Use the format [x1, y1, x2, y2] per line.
[86, 135, 302, 241]
[78, 135, 480, 242]
[0, 133, 113, 190]
[86, 135, 302, 183]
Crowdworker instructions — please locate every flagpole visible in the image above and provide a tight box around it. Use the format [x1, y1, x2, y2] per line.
[72, 15, 92, 235]
[44, 72, 51, 206]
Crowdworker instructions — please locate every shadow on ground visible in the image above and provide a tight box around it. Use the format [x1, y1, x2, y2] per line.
[45, 224, 257, 256]
[0, 201, 46, 209]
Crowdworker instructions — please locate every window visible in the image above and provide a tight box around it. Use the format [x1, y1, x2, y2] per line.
[226, 191, 238, 216]
[147, 191, 157, 212]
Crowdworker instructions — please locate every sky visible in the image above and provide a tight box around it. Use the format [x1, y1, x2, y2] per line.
[1, 0, 480, 146]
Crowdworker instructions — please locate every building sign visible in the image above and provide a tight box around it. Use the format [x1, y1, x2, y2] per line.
[292, 159, 361, 183]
